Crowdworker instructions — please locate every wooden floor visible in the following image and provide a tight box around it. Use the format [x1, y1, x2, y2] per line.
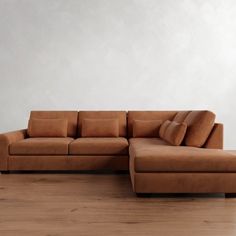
[1, 173, 236, 236]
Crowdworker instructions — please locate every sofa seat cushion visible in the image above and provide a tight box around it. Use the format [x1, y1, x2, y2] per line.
[129, 138, 236, 173]
[10, 138, 74, 155]
[69, 138, 129, 155]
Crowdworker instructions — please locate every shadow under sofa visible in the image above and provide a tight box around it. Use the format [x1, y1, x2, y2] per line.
[1, 110, 236, 197]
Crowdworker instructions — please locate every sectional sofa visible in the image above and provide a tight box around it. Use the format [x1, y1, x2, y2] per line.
[1, 110, 236, 197]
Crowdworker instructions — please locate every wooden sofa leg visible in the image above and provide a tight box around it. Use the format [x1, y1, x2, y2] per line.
[0, 171, 10, 174]
[225, 193, 236, 198]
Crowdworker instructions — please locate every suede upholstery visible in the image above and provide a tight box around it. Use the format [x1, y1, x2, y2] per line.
[173, 111, 190, 123]
[204, 123, 223, 149]
[128, 111, 177, 137]
[9, 155, 129, 171]
[184, 110, 216, 147]
[129, 117, 225, 194]
[30, 111, 78, 137]
[159, 120, 171, 139]
[161, 121, 187, 146]
[81, 119, 119, 137]
[78, 111, 127, 137]
[133, 119, 162, 138]
[10, 138, 74, 155]
[69, 137, 128, 155]
[1, 109, 234, 196]
[28, 118, 68, 137]
[0, 130, 27, 170]
[132, 173, 236, 193]
[129, 138, 235, 172]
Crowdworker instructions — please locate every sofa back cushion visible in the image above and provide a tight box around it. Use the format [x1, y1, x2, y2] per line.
[81, 119, 119, 137]
[173, 111, 190, 123]
[133, 120, 162, 138]
[28, 118, 68, 137]
[184, 110, 216, 147]
[78, 111, 127, 137]
[159, 120, 171, 139]
[30, 111, 78, 137]
[128, 111, 177, 137]
[160, 120, 187, 146]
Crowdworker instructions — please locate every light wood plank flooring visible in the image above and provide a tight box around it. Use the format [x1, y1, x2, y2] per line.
[1, 173, 236, 236]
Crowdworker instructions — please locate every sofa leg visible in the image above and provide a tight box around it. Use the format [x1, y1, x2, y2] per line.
[0, 171, 10, 174]
[136, 193, 152, 198]
[225, 193, 236, 198]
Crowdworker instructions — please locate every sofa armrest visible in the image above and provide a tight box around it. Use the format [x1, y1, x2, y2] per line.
[0, 129, 27, 170]
[204, 123, 223, 149]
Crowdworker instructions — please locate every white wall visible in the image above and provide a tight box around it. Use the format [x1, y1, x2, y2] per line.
[0, 0, 236, 148]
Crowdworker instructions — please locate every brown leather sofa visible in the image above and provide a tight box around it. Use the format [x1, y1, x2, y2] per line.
[0, 111, 129, 171]
[1, 110, 235, 197]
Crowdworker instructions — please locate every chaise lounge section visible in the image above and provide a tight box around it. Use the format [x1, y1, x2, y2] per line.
[129, 138, 236, 194]
[128, 111, 236, 196]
